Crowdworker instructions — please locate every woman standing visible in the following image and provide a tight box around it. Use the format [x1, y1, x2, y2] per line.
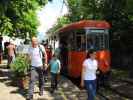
[81, 50, 98, 100]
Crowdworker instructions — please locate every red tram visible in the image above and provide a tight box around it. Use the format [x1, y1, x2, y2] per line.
[49, 20, 111, 78]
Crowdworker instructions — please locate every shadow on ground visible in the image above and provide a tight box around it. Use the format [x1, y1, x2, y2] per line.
[0, 68, 28, 99]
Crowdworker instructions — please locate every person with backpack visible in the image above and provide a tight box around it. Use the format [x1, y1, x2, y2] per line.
[27, 37, 47, 100]
[49, 53, 61, 93]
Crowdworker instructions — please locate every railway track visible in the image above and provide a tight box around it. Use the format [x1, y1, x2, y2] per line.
[109, 78, 133, 99]
[97, 87, 128, 100]
[119, 78, 133, 85]
[97, 78, 133, 100]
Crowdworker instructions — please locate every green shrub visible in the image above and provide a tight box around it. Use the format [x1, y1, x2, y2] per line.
[11, 54, 30, 77]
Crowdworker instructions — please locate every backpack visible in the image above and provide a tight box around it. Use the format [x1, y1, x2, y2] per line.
[38, 45, 45, 64]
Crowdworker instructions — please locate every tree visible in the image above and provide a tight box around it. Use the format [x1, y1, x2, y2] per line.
[80, 0, 104, 20]
[102, 0, 132, 32]
[66, 0, 82, 22]
[0, 16, 13, 35]
[0, 0, 48, 38]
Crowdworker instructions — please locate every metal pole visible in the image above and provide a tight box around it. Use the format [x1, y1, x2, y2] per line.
[85, 29, 88, 52]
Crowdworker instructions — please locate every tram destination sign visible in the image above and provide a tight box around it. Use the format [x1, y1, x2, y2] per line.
[86, 29, 108, 34]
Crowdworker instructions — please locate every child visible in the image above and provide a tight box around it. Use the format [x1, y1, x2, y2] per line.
[49, 53, 61, 93]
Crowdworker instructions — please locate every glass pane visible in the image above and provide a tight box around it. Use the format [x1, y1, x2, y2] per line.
[87, 32, 109, 51]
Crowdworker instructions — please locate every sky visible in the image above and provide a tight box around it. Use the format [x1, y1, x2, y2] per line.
[37, 0, 68, 41]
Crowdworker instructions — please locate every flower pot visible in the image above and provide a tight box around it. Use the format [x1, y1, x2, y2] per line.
[16, 76, 29, 89]
[21, 76, 29, 89]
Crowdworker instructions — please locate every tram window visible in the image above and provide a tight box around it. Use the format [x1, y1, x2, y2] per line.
[75, 35, 86, 51]
[87, 35, 94, 50]
[68, 33, 76, 51]
[81, 35, 86, 50]
[87, 33, 109, 51]
[103, 34, 109, 49]
[76, 36, 81, 51]
[95, 34, 101, 50]
[95, 34, 109, 50]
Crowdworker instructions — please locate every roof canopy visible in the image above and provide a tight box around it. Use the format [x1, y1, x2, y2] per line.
[58, 20, 111, 33]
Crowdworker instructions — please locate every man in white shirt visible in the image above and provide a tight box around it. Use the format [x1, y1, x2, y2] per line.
[27, 37, 47, 100]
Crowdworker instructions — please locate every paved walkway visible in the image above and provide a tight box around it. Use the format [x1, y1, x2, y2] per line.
[0, 68, 25, 100]
[0, 61, 88, 100]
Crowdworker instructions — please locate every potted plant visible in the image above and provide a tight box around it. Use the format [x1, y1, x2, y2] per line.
[11, 54, 30, 89]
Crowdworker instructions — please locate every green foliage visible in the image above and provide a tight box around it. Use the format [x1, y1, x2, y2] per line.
[102, 0, 131, 31]
[0, 16, 13, 35]
[0, 0, 47, 38]
[11, 55, 30, 77]
[80, 0, 104, 20]
[14, 10, 39, 38]
[67, 0, 82, 22]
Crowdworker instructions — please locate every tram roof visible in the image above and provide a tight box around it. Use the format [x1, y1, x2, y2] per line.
[58, 20, 111, 33]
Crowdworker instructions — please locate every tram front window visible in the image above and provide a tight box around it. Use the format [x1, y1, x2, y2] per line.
[87, 36, 95, 50]
[86, 32, 109, 51]
[73, 29, 109, 51]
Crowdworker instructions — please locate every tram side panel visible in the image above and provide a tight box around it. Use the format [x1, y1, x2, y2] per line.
[67, 50, 111, 78]
[68, 51, 86, 78]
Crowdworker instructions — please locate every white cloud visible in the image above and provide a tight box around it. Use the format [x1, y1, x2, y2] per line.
[37, 0, 68, 35]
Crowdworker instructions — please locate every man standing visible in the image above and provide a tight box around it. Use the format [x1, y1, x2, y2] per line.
[27, 37, 47, 100]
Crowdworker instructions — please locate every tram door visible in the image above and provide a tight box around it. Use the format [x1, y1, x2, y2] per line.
[67, 31, 87, 78]
[59, 34, 69, 75]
